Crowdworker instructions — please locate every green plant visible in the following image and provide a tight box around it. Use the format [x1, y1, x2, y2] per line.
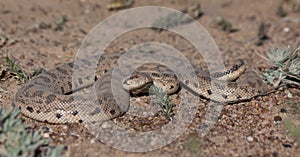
[152, 4, 202, 31]
[256, 22, 268, 45]
[276, 5, 287, 17]
[55, 15, 68, 31]
[0, 107, 63, 157]
[0, 33, 8, 47]
[258, 45, 300, 87]
[38, 22, 51, 29]
[152, 12, 191, 31]
[150, 85, 174, 120]
[217, 17, 234, 32]
[4, 56, 30, 83]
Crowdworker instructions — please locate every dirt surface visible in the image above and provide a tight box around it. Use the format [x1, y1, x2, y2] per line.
[0, 0, 300, 156]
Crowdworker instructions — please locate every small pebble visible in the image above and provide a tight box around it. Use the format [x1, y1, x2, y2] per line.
[60, 133, 67, 136]
[286, 91, 293, 98]
[90, 139, 95, 144]
[280, 108, 287, 113]
[282, 143, 292, 148]
[62, 125, 68, 130]
[274, 116, 282, 122]
[43, 133, 50, 138]
[101, 122, 109, 128]
[70, 132, 80, 138]
[283, 27, 290, 33]
[231, 113, 237, 118]
[247, 136, 254, 142]
[261, 120, 269, 126]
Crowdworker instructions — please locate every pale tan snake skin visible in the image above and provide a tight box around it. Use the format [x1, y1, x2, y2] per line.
[13, 51, 267, 124]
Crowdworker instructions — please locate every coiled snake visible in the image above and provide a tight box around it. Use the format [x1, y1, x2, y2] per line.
[13, 51, 267, 123]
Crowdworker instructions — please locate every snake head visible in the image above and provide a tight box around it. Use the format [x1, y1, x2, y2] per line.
[122, 71, 180, 95]
[122, 72, 153, 94]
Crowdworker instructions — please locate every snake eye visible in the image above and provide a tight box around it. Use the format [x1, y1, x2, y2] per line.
[170, 85, 174, 89]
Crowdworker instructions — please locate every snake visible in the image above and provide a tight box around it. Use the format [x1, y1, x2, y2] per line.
[13, 51, 267, 124]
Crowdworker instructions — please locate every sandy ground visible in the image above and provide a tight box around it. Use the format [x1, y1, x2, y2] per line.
[0, 0, 300, 156]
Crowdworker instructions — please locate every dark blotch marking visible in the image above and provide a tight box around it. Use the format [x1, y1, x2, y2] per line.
[22, 84, 35, 92]
[39, 76, 51, 83]
[26, 106, 34, 113]
[236, 95, 242, 99]
[214, 83, 225, 90]
[151, 73, 160, 77]
[46, 94, 57, 104]
[63, 97, 74, 103]
[232, 65, 238, 71]
[207, 90, 212, 95]
[36, 110, 41, 114]
[55, 113, 62, 119]
[44, 120, 49, 123]
[78, 78, 83, 85]
[221, 94, 228, 99]
[110, 109, 116, 115]
[71, 111, 78, 116]
[248, 82, 256, 88]
[67, 82, 72, 89]
[67, 62, 74, 68]
[184, 80, 189, 84]
[45, 71, 57, 79]
[89, 107, 101, 116]
[56, 67, 68, 74]
[33, 90, 44, 97]
[84, 75, 91, 81]
[193, 83, 198, 88]
[60, 87, 65, 94]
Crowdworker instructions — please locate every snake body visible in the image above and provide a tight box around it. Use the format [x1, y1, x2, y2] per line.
[13, 52, 267, 124]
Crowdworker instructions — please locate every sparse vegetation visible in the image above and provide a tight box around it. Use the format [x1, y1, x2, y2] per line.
[256, 22, 268, 45]
[152, 3, 202, 31]
[0, 33, 8, 47]
[3, 56, 42, 83]
[38, 22, 51, 29]
[217, 17, 235, 32]
[4, 56, 30, 83]
[259, 45, 299, 88]
[0, 107, 63, 157]
[150, 85, 174, 120]
[276, 4, 287, 17]
[152, 12, 193, 31]
[55, 15, 68, 31]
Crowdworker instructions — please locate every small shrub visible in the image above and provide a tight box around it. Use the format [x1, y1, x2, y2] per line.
[259, 45, 299, 88]
[150, 85, 174, 120]
[0, 107, 63, 157]
[4, 56, 29, 83]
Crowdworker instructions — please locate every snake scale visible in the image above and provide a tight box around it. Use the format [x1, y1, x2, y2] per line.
[13, 51, 267, 124]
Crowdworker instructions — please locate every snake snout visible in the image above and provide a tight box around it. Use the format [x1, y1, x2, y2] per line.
[122, 73, 153, 94]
